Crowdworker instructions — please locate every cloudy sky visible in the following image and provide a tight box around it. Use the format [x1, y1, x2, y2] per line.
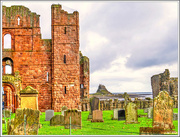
[2, 1, 179, 94]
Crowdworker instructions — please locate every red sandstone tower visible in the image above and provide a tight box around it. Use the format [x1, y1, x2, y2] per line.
[2, 4, 89, 112]
[51, 4, 80, 111]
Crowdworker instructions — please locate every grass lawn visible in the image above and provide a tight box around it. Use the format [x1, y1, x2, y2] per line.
[2, 108, 178, 135]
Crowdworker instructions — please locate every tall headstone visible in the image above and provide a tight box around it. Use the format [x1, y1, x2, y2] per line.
[88, 97, 100, 120]
[153, 91, 174, 130]
[125, 102, 138, 124]
[45, 110, 54, 121]
[112, 108, 121, 120]
[7, 108, 40, 135]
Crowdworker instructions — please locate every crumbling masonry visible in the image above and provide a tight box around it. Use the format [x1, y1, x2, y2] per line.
[2, 4, 90, 112]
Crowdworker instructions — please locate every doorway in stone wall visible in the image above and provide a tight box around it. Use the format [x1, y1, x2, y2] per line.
[2, 83, 18, 113]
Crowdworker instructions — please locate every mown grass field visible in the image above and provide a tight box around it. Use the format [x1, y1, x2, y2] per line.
[2, 108, 178, 135]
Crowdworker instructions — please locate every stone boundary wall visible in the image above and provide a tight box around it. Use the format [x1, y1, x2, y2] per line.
[80, 97, 178, 111]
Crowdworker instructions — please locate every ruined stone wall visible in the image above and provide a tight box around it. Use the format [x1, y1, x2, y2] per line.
[2, 6, 52, 112]
[2, 5, 89, 112]
[51, 4, 80, 111]
[80, 52, 90, 99]
[151, 69, 178, 98]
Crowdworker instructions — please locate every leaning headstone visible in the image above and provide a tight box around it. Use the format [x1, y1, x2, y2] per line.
[153, 91, 174, 130]
[50, 114, 64, 126]
[173, 113, 178, 121]
[61, 106, 68, 116]
[147, 107, 153, 119]
[7, 108, 40, 135]
[125, 102, 138, 124]
[45, 110, 54, 121]
[64, 109, 81, 129]
[91, 110, 104, 122]
[112, 108, 121, 120]
[118, 109, 125, 121]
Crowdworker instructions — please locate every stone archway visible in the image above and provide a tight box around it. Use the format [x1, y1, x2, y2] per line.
[2, 83, 18, 113]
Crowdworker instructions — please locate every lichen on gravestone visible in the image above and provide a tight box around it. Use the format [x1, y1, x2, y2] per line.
[20, 86, 38, 94]
[7, 108, 40, 135]
[153, 91, 174, 130]
[125, 102, 138, 124]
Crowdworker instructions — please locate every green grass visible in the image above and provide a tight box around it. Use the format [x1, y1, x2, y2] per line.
[2, 108, 178, 135]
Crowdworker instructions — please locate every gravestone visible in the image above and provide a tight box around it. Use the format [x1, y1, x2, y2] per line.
[90, 97, 100, 112]
[153, 91, 174, 130]
[144, 108, 148, 113]
[118, 109, 125, 121]
[45, 110, 54, 121]
[64, 109, 81, 129]
[61, 106, 68, 116]
[87, 97, 100, 120]
[91, 110, 104, 122]
[147, 107, 153, 119]
[2, 109, 11, 117]
[173, 113, 178, 121]
[125, 102, 138, 124]
[50, 114, 64, 126]
[20, 86, 39, 110]
[112, 108, 121, 120]
[7, 108, 40, 135]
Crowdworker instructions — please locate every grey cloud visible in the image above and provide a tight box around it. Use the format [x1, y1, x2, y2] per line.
[80, 2, 178, 72]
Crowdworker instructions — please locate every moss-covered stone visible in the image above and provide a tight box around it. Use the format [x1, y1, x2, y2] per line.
[20, 86, 38, 94]
[7, 108, 40, 135]
[50, 114, 64, 126]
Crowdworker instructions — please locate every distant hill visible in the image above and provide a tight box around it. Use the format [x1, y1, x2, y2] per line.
[93, 84, 112, 95]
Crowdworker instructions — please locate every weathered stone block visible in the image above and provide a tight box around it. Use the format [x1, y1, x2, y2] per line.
[7, 108, 40, 135]
[173, 113, 178, 121]
[50, 114, 64, 126]
[91, 110, 104, 122]
[64, 109, 81, 129]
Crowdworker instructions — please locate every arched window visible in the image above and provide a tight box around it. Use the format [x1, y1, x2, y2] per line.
[5, 65, 12, 74]
[4, 34, 11, 49]
[2, 58, 13, 75]
[18, 17, 20, 25]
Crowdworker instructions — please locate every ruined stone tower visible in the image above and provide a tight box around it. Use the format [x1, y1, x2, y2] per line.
[2, 4, 90, 112]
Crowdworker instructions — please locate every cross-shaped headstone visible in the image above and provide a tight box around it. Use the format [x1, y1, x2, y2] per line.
[122, 92, 129, 107]
[17, 17, 20, 25]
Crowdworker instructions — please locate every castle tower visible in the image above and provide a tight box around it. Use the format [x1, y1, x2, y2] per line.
[51, 4, 80, 111]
